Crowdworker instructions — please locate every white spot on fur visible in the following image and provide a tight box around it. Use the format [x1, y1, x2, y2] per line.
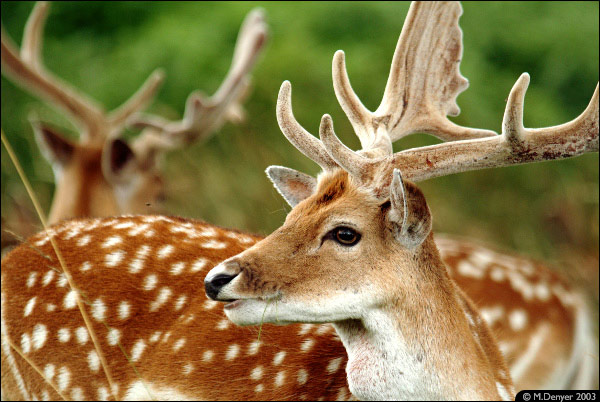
[46, 303, 56, 312]
[57, 366, 70, 392]
[297, 369, 308, 385]
[113, 221, 135, 230]
[77, 235, 91, 247]
[250, 366, 264, 380]
[534, 283, 551, 301]
[157, 245, 174, 259]
[129, 245, 151, 274]
[316, 324, 332, 335]
[161, 331, 172, 343]
[457, 260, 485, 279]
[479, 305, 505, 327]
[225, 344, 240, 360]
[92, 298, 107, 321]
[131, 339, 146, 362]
[182, 363, 194, 375]
[63, 291, 77, 309]
[149, 331, 162, 343]
[273, 351, 286, 366]
[217, 319, 231, 330]
[118, 301, 131, 320]
[202, 350, 214, 362]
[248, 340, 261, 355]
[80, 261, 92, 272]
[102, 236, 122, 248]
[508, 309, 528, 331]
[202, 240, 227, 249]
[44, 364, 55, 381]
[42, 270, 55, 286]
[32, 324, 48, 350]
[56, 274, 67, 288]
[150, 287, 172, 312]
[105, 250, 125, 267]
[327, 357, 343, 374]
[255, 384, 264, 393]
[173, 338, 186, 352]
[298, 323, 313, 336]
[191, 258, 209, 272]
[97, 387, 110, 401]
[88, 350, 100, 372]
[203, 300, 218, 310]
[21, 333, 31, 354]
[70, 387, 84, 400]
[143, 274, 158, 291]
[300, 338, 315, 352]
[128, 223, 150, 237]
[75, 327, 89, 345]
[26, 272, 38, 288]
[24, 297, 37, 317]
[107, 328, 121, 346]
[57, 328, 71, 343]
[144, 230, 155, 238]
[174, 295, 187, 311]
[170, 262, 186, 275]
[490, 268, 505, 282]
[275, 371, 286, 387]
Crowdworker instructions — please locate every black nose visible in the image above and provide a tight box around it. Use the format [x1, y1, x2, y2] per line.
[205, 274, 237, 300]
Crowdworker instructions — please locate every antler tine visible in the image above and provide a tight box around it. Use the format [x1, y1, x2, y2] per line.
[130, 8, 268, 151]
[332, 1, 496, 159]
[20, 1, 48, 70]
[106, 69, 165, 133]
[1, 4, 106, 143]
[389, 74, 599, 183]
[319, 114, 376, 182]
[276, 81, 338, 171]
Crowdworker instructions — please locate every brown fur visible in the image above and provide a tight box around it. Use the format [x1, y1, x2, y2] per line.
[0, 209, 588, 400]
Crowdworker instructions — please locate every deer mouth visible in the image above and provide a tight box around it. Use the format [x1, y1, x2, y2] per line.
[224, 299, 243, 310]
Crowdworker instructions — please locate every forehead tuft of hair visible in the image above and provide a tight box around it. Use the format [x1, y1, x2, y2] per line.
[314, 170, 350, 206]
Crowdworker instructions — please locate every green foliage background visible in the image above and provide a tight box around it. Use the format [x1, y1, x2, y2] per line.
[1, 2, 598, 296]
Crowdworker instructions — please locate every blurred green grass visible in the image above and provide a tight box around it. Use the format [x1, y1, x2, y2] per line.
[1, 2, 598, 290]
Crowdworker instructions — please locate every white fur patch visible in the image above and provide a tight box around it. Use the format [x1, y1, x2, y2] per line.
[26, 272, 38, 288]
[105, 250, 125, 267]
[191, 258, 209, 272]
[250, 366, 264, 380]
[32, 324, 48, 350]
[107, 328, 121, 346]
[24, 297, 37, 317]
[57, 328, 71, 343]
[273, 351, 286, 366]
[92, 298, 107, 322]
[63, 291, 77, 309]
[119, 301, 131, 320]
[131, 339, 147, 362]
[42, 270, 55, 286]
[170, 262, 186, 275]
[297, 369, 308, 385]
[57, 366, 70, 392]
[157, 245, 174, 259]
[149, 287, 172, 312]
[143, 274, 158, 291]
[225, 344, 240, 360]
[102, 236, 123, 248]
[88, 350, 100, 372]
[202, 350, 214, 362]
[75, 327, 89, 345]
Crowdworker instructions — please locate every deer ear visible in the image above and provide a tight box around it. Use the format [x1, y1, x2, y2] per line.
[388, 169, 432, 248]
[102, 138, 139, 184]
[32, 122, 75, 168]
[266, 166, 317, 207]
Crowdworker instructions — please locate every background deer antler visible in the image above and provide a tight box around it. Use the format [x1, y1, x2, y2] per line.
[129, 8, 267, 155]
[1, 2, 165, 145]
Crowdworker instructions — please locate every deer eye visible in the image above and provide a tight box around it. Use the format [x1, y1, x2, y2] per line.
[333, 227, 361, 246]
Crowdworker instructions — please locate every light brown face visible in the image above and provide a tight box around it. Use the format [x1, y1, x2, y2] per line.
[36, 125, 167, 224]
[205, 169, 434, 326]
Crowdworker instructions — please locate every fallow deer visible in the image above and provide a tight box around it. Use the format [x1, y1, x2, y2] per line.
[1, 2, 267, 228]
[1, 1, 598, 401]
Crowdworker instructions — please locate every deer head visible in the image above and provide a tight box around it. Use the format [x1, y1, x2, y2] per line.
[1, 2, 267, 224]
[205, 1, 598, 399]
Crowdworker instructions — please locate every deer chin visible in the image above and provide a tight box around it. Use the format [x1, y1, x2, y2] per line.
[222, 295, 285, 326]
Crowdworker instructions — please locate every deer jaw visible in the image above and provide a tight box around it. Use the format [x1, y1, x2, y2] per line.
[205, 169, 512, 400]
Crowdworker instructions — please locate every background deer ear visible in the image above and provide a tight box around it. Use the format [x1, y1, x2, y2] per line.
[387, 169, 432, 249]
[32, 122, 75, 168]
[102, 138, 139, 184]
[266, 166, 317, 207]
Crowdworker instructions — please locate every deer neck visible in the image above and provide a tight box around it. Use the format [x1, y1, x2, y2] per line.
[332, 241, 514, 401]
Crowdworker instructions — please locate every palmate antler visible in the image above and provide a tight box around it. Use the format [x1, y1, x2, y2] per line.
[276, 1, 598, 190]
[129, 8, 268, 158]
[0, 2, 164, 146]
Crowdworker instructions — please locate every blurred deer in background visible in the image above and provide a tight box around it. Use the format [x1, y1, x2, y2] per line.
[0, 2, 267, 238]
[1, 1, 598, 401]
